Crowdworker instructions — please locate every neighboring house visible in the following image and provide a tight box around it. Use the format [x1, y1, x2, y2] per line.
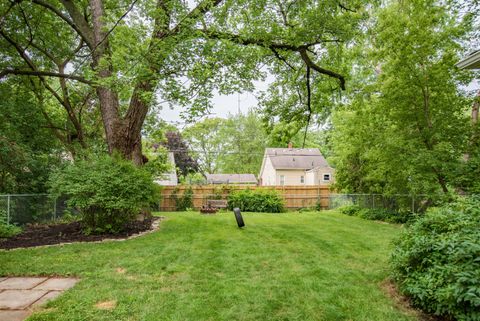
[456, 50, 480, 69]
[154, 152, 178, 186]
[206, 174, 258, 185]
[259, 147, 334, 186]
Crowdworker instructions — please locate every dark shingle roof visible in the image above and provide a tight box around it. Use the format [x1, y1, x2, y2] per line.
[266, 148, 328, 169]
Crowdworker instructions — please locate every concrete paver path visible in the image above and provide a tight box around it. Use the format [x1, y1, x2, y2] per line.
[0, 276, 78, 321]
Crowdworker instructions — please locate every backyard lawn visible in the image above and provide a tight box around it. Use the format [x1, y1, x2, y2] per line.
[0, 211, 418, 321]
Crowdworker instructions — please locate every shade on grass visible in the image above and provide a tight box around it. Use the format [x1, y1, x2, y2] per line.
[0, 211, 418, 321]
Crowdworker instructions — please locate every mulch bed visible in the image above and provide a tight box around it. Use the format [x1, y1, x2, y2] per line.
[0, 217, 160, 250]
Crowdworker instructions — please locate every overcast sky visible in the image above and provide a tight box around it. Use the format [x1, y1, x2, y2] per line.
[158, 77, 479, 126]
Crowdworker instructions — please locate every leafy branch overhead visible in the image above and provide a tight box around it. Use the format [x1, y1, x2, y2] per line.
[0, 0, 359, 163]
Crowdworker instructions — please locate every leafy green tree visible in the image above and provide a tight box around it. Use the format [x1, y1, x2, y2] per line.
[331, 0, 472, 195]
[183, 118, 227, 174]
[220, 111, 269, 174]
[0, 0, 366, 164]
[0, 80, 62, 193]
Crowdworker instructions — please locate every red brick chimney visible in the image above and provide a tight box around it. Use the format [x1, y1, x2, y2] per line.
[288, 141, 293, 149]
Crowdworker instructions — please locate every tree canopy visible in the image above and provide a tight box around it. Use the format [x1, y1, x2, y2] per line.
[0, 0, 478, 195]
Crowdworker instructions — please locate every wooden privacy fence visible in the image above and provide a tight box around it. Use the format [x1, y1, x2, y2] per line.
[158, 185, 331, 211]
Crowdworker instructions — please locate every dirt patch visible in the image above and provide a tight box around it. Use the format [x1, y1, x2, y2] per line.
[94, 300, 116, 310]
[115, 268, 126, 274]
[0, 217, 162, 250]
[380, 279, 445, 321]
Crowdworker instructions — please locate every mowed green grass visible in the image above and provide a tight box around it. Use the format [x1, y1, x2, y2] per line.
[0, 211, 417, 321]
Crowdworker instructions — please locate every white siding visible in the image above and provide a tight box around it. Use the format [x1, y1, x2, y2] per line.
[275, 170, 307, 186]
[305, 166, 335, 185]
[305, 171, 316, 185]
[260, 157, 277, 186]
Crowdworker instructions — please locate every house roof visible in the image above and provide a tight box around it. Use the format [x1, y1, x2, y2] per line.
[206, 174, 257, 184]
[265, 148, 329, 170]
[456, 50, 480, 69]
[306, 165, 334, 173]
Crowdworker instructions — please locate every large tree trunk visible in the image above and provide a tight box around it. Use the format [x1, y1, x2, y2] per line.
[89, 0, 148, 165]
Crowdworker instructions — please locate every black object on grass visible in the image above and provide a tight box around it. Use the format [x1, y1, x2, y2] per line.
[233, 208, 245, 228]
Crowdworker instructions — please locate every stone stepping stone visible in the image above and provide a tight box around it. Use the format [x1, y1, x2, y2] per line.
[32, 290, 63, 307]
[0, 277, 79, 321]
[0, 310, 32, 321]
[0, 290, 48, 309]
[0, 277, 48, 290]
[33, 278, 78, 291]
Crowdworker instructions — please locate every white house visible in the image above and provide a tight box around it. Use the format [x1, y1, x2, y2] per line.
[154, 152, 178, 186]
[259, 147, 334, 186]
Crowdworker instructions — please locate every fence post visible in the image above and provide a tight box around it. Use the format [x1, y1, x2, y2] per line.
[53, 197, 57, 221]
[372, 194, 375, 208]
[6, 195, 10, 225]
[411, 195, 415, 213]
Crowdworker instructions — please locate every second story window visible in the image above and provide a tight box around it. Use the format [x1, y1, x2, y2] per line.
[280, 175, 285, 186]
[300, 175, 304, 184]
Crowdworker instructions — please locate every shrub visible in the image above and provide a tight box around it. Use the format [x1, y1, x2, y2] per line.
[172, 186, 193, 211]
[0, 222, 21, 238]
[338, 205, 415, 224]
[390, 196, 480, 321]
[49, 155, 158, 234]
[227, 189, 285, 213]
[337, 204, 362, 216]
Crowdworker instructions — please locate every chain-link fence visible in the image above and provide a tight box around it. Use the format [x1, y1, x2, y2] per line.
[0, 194, 69, 226]
[328, 194, 445, 213]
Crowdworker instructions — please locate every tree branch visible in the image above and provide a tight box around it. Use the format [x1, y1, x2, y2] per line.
[200, 29, 346, 89]
[169, 0, 224, 35]
[338, 2, 356, 12]
[302, 65, 311, 148]
[0, 69, 93, 84]
[271, 47, 296, 70]
[299, 48, 345, 90]
[31, 0, 94, 49]
[0, 0, 20, 29]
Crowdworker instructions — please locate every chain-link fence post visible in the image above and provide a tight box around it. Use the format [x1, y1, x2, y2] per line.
[6, 195, 11, 225]
[411, 195, 415, 213]
[53, 197, 57, 221]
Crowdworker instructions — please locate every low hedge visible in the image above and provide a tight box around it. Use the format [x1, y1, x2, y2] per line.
[337, 205, 415, 224]
[0, 222, 21, 238]
[227, 189, 285, 213]
[390, 197, 480, 321]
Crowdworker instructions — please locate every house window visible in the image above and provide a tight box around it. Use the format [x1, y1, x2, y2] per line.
[323, 173, 331, 181]
[280, 175, 285, 186]
[300, 175, 305, 184]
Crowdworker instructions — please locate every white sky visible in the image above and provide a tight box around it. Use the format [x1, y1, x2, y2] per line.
[158, 78, 479, 125]
[159, 77, 272, 125]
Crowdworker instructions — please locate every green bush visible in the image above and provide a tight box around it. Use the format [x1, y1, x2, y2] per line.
[0, 222, 21, 238]
[338, 205, 415, 224]
[49, 155, 158, 234]
[338, 204, 362, 216]
[390, 197, 480, 321]
[227, 189, 285, 213]
[172, 186, 193, 211]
